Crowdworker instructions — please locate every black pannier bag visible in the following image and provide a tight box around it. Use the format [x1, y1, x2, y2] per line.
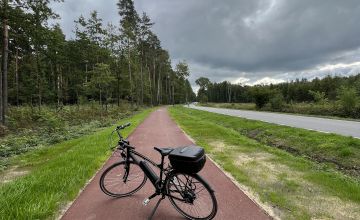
[169, 146, 206, 173]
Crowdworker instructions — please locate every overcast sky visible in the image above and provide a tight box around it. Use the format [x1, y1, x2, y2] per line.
[51, 0, 360, 91]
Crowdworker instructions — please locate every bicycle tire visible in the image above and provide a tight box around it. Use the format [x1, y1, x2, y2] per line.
[166, 172, 217, 220]
[99, 161, 147, 198]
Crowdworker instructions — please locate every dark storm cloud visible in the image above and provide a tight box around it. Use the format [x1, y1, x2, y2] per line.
[52, 0, 360, 85]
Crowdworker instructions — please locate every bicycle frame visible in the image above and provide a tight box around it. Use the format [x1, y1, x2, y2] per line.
[116, 129, 170, 193]
[114, 127, 214, 219]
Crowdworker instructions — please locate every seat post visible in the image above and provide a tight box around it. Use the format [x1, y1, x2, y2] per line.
[158, 155, 165, 186]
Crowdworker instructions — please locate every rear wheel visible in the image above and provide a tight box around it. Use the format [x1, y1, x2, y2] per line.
[100, 161, 147, 197]
[166, 172, 217, 220]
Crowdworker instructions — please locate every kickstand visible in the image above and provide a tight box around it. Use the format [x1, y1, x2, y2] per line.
[148, 196, 165, 220]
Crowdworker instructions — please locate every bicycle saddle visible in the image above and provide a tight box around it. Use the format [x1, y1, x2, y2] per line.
[154, 147, 173, 156]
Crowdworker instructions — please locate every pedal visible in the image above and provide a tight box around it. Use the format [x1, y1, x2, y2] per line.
[143, 198, 150, 206]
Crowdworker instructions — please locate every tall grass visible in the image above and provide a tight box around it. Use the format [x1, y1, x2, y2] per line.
[0, 103, 140, 170]
[0, 108, 152, 219]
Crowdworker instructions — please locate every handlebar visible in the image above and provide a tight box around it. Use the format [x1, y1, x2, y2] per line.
[109, 123, 132, 151]
[117, 122, 131, 130]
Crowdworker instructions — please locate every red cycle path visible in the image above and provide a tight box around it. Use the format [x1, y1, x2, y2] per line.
[61, 108, 270, 220]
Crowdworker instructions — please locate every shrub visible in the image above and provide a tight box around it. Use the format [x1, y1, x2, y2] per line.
[337, 86, 358, 116]
[270, 93, 285, 110]
[309, 90, 328, 104]
[198, 93, 208, 103]
[251, 87, 271, 109]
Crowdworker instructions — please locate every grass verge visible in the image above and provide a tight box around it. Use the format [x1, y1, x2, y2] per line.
[169, 106, 360, 219]
[191, 105, 360, 177]
[0, 108, 153, 220]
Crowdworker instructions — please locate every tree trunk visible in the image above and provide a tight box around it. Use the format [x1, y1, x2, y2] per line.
[140, 46, 144, 105]
[165, 74, 168, 104]
[57, 73, 61, 106]
[157, 69, 161, 104]
[172, 83, 175, 105]
[153, 58, 156, 105]
[168, 74, 171, 104]
[99, 88, 102, 107]
[127, 38, 132, 106]
[117, 74, 120, 106]
[15, 47, 19, 106]
[0, 24, 3, 124]
[147, 65, 153, 106]
[116, 61, 120, 107]
[184, 81, 188, 104]
[85, 63, 88, 83]
[1, 8, 9, 124]
[36, 51, 42, 111]
[227, 85, 232, 103]
[76, 89, 79, 110]
[140, 58, 144, 105]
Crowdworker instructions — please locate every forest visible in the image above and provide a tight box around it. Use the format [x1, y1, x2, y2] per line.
[0, 0, 196, 126]
[0, 0, 196, 169]
[196, 74, 360, 118]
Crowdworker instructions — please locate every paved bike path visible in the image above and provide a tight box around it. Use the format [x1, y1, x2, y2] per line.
[61, 107, 270, 220]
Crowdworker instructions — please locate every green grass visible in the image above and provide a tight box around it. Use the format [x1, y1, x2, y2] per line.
[190, 105, 360, 176]
[0, 108, 153, 220]
[169, 106, 360, 219]
[0, 103, 139, 170]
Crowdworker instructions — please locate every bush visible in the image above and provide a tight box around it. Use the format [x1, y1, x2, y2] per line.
[198, 93, 208, 103]
[251, 87, 271, 109]
[309, 90, 328, 104]
[270, 93, 285, 110]
[337, 86, 359, 116]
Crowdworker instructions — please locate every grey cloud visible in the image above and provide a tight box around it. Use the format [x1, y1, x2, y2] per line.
[138, 0, 360, 70]
[52, 0, 360, 86]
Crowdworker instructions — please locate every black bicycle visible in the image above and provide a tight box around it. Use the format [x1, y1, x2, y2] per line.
[99, 123, 217, 220]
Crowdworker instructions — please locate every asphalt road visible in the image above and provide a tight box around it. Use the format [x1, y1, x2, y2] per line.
[188, 105, 360, 138]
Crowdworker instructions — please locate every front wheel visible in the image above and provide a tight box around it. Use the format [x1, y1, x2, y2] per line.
[166, 172, 217, 220]
[100, 161, 147, 197]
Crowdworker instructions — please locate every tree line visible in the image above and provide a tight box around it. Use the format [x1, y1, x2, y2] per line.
[196, 74, 360, 117]
[0, 0, 195, 125]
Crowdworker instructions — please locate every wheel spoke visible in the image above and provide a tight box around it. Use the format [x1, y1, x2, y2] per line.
[167, 173, 216, 219]
[100, 162, 146, 197]
[195, 186, 206, 195]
